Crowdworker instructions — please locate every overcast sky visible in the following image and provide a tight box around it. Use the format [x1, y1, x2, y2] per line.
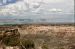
[0, 0, 74, 23]
[0, 0, 74, 13]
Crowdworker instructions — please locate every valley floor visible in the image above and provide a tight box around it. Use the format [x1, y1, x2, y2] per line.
[0, 24, 75, 49]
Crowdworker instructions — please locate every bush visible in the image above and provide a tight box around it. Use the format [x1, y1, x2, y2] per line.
[21, 39, 35, 49]
[42, 44, 48, 49]
[3, 36, 20, 46]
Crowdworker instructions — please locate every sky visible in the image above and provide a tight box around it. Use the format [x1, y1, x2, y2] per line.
[0, 0, 74, 24]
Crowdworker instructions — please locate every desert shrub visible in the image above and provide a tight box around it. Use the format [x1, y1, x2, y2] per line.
[0, 31, 4, 41]
[21, 39, 35, 49]
[2, 29, 20, 46]
[42, 44, 48, 49]
[3, 36, 20, 46]
[60, 48, 64, 49]
[70, 45, 75, 49]
[58, 47, 64, 49]
[0, 35, 3, 40]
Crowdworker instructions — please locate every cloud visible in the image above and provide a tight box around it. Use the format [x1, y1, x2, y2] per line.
[49, 8, 63, 13]
[0, 0, 44, 16]
[0, 1, 28, 16]
[0, 0, 74, 16]
[0, 0, 74, 23]
[43, 0, 64, 3]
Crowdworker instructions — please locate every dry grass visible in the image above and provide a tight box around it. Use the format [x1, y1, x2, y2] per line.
[0, 24, 75, 49]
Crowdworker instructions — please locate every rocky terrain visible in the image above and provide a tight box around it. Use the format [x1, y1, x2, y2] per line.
[0, 24, 75, 49]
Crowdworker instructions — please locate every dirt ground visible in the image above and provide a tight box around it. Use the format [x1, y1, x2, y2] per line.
[0, 24, 75, 49]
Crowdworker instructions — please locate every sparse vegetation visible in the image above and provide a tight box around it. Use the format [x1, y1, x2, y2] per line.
[3, 36, 20, 46]
[0, 24, 75, 49]
[21, 39, 35, 49]
[42, 43, 48, 49]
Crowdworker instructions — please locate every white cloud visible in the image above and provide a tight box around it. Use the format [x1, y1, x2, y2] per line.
[24, 0, 64, 3]
[0, 0, 44, 16]
[0, 0, 74, 16]
[0, 1, 28, 16]
[49, 8, 63, 12]
[43, 0, 64, 3]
